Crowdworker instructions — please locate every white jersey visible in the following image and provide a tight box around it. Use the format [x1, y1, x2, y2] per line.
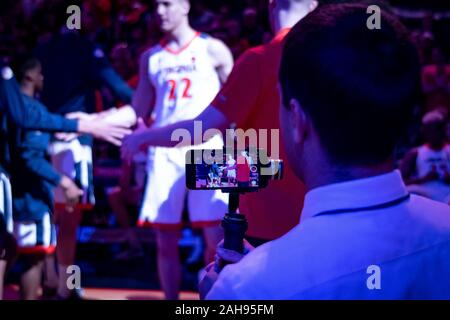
[416, 144, 450, 179]
[140, 33, 228, 225]
[411, 144, 450, 203]
[148, 32, 221, 128]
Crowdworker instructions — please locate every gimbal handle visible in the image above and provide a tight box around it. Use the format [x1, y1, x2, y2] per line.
[221, 192, 248, 254]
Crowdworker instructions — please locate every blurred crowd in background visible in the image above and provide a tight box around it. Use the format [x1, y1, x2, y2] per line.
[0, 0, 449, 224]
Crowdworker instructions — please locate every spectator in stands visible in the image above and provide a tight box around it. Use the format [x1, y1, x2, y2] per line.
[191, 0, 217, 32]
[104, 43, 140, 108]
[422, 47, 450, 114]
[223, 19, 250, 58]
[400, 109, 450, 204]
[241, 7, 265, 46]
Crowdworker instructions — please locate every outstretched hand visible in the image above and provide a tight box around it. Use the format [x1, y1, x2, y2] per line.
[121, 117, 148, 163]
[77, 117, 132, 146]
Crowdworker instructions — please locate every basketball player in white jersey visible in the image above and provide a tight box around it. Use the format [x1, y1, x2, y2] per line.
[401, 109, 450, 204]
[132, 0, 233, 299]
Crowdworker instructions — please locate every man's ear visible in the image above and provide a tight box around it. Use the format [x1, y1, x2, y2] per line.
[289, 98, 308, 145]
[181, 0, 190, 15]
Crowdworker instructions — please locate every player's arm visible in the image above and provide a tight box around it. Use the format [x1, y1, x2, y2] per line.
[99, 67, 134, 103]
[208, 38, 234, 84]
[1, 65, 130, 145]
[399, 148, 425, 185]
[121, 49, 261, 161]
[121, 107, 229, 161]
[19, 131, 63, 187]
[122, 39, 234, 147]
[20, 131, 82, 204]
[132, 50, 156, 120]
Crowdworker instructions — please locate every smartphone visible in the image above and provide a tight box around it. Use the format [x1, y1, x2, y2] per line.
[186, 149, 279, 191]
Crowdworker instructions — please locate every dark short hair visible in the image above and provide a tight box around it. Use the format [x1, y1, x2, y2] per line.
[279, 4, 421, 166]
[15, 58, 41, 83]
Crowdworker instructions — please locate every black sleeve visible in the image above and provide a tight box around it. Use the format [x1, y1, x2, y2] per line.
[89, 47, 133, 103]
[99, 67, 133, 103]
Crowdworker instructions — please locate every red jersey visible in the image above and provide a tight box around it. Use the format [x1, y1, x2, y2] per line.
[211, 29, 307, 240]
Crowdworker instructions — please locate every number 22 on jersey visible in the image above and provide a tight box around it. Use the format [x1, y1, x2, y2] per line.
[167, 78, 192, 101]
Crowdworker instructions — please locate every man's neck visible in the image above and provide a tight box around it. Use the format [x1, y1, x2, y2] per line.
[303, 160, 394, 192]
[20, 84, 34, 98]
[165, 22, 196, 49]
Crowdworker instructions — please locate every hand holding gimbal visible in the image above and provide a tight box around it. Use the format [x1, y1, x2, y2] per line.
[186, 148, 283, 268]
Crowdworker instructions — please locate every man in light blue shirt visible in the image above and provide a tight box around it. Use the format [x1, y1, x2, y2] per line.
[202, 3, 450, 299]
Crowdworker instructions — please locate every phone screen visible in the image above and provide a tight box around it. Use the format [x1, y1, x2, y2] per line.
[186, 149, 260, 190]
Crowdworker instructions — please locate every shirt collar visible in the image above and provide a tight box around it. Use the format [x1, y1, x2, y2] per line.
[300, 170, 409, 222]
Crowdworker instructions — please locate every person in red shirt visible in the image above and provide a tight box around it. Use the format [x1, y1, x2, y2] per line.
[236, 151, 251, 187]
[122, 0, 318, 244]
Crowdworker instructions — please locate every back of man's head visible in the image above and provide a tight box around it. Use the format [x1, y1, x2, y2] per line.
[279, 4, 421, 166]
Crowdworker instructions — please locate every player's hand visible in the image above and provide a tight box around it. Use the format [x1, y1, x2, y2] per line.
[121, 118, 148, 163]
[95, 108, 117, 120]
[54, 132, 79, 142]
[60, 176, 83, 206]
[77, 118, 132, 146]
[66, 111, 95, 121]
